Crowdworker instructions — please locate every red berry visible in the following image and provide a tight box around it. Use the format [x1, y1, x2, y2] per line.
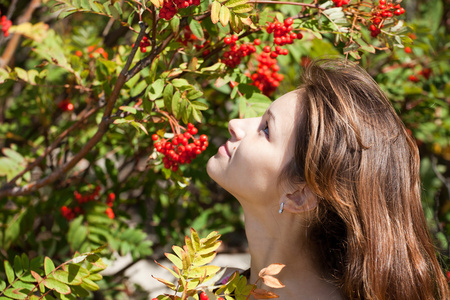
[253, 39, 261, 45]
[284, 17, 293, 26]
[189, 127, 198, 135]
[263, 46, 271, 53]
[224, 37, 232, 44]
[152, 134, 159, 141]
[404, 46, 412, 53]
[200, 292, 209, 300]
[408, 74, 420, 82]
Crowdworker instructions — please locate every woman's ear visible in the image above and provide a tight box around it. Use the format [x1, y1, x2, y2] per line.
[280, 185, 317, 214]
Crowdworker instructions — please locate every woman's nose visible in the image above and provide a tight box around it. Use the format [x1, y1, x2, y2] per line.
[228, 119, 247, 140]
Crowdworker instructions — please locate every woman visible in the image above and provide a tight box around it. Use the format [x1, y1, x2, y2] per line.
[207, 60, 449, 299]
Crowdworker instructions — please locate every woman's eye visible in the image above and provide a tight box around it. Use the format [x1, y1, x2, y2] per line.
[263, 121, 270, 138]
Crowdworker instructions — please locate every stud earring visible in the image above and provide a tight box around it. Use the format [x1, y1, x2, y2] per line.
[278, 202, 284, 214]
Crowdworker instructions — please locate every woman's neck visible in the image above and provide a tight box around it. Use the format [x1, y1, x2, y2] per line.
[241, 203, 343, 299]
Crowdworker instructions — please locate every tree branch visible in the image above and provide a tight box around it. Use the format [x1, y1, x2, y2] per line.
[0, 22, 148, 198]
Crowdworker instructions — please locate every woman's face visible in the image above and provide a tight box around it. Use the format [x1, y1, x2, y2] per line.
[207, 90, 300, 203]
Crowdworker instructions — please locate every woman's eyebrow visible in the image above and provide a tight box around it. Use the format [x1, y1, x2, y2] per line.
[267, 109, 276, 129]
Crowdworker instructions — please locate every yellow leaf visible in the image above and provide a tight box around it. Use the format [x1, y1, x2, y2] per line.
[189, 265, 221, 278]
[152, 275, 177, 290]
[211, 1, 221, 24]
[197, 240, 222, 255]
[150, 0, 162, 8]
[190, 228, 200, 251]
[192, 251, 217, 267]
[165, 253, 183, 269]
[219, 6, 230, 27]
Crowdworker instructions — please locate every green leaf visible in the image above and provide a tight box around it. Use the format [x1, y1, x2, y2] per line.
[109, 4, 120, 19]
[80, 277, 99, 291]
[86, 255, 106, 271]
[3, 148, 24, 164]
[0, 279, 6, 290]
[80, 0, 90, 9]
[11, 280, 36, 290]
[131, 121, 149, 134]
[187, 90, 203, 100]
[13, 256, 23, 276]
[163, 83, 174, 112]
[64, 264, 90, 279]
[172, 78, 190, 88]
[219, 5, 230, 27]
[171, 91, 182, 118]
[90, 1, 103, 12]
[2, 288, 27, 300]
[170, 16, 180, 33]
[189, 18, 204, 40]
[131, 80, 147, 97]
[44, 257, 55, 276]
[67, 216, 88, 250]
[52, 270, 82, 285]
[119, 106, 138, 114]
[226, 0, 248, 8]
[4, 261, 15, 283]
[43, 278, 71, 294]
[211, 1, 221, 24]
[190, 101, 208, 111]
[231, 3, 253, 13]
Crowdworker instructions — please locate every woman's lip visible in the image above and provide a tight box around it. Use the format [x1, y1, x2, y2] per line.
[218, 143, 231, 158]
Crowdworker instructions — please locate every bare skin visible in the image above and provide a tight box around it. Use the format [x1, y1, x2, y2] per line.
[207, 91, 344, 299]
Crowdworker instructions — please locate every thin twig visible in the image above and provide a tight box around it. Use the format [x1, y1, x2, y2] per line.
[4, 106, 100, 187]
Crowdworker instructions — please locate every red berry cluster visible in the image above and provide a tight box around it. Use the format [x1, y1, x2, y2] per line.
[266, 18, 302, 48]
[249, 52, 284, 96]
[369, 0, 405, 37]
[0, 10, 12, 37]
[60, 187, 116, 221]
[222, 35, 257, 68]
[408, 68, 432, 83]
[152, 123, 208, 172]
[139, 36, 150, 53]
[58, 99, 74, 112]
[159, 0, 201, 21]
[332, 0, 350, 7]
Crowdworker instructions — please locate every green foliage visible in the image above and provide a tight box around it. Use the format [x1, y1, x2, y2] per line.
[152, 229, 283, 300]
[0, 247, 107, 299]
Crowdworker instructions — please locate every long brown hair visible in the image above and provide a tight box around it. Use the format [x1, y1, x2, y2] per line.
[283, 59, 449, 299]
